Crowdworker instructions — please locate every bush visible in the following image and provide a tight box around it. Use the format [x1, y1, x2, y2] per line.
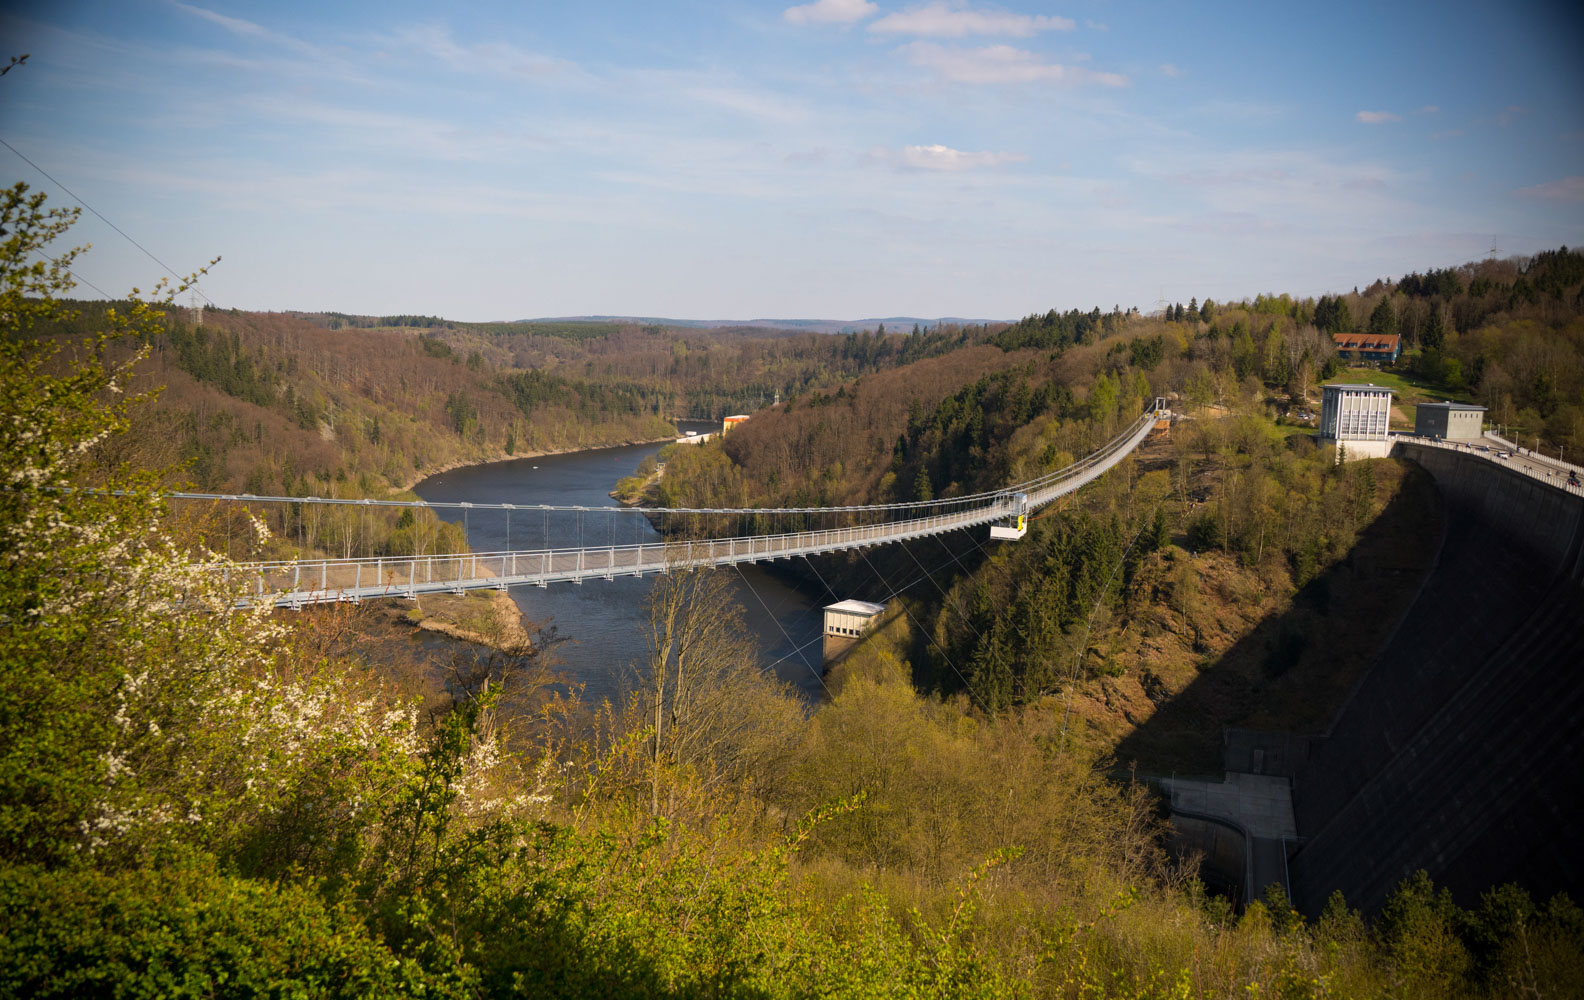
[0, 863, 466, 999]
[1185, 508, 1223, 551]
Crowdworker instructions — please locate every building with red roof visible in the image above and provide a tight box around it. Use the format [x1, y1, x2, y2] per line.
[1331, 333, 1401, 364]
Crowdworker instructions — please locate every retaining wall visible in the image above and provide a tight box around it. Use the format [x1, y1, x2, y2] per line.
[1288, 443, 1584, 915]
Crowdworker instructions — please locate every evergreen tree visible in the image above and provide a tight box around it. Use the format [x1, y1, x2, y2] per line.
[1422, 306, 1446, 351]
[968, 626, 1015, 711]
[1315, 295, 1356, 333]
[1368, 297, 1398, 336]
[1149, 506, 1171, 550]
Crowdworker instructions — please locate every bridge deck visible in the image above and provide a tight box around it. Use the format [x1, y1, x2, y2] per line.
[223, 407, 1164, 607]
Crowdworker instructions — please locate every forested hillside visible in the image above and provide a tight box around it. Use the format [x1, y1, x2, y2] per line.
[23, 302, 979, 505]
[665, 246, 1584, 522]
[31, 303, 673, 495]
[9, 176, 1584, 997]
[657, 245, 1584, 775]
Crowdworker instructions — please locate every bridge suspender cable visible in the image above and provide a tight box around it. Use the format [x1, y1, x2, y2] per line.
[796, 545, 985, 711]
[71, 406, 1166, 519]
[147, 402, 1164, 607]
[896, 540, 986, 646]
[853, 545, 986, 714]
[1059, 516, 1151, 738]
[730, 563, 831, 700]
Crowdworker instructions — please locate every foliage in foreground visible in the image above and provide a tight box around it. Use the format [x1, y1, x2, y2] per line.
[5, 186, 1583, 998]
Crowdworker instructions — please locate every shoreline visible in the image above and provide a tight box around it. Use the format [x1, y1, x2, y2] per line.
[369, 589, 533, 654]
[385, 432, 682, 655]
[395, 431, 684, 493]
[413, 589, 532, 652]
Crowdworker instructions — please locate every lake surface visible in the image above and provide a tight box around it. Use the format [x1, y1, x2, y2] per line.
[413, 427, 826, 704]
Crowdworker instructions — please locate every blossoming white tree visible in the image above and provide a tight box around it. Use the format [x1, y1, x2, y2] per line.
[0, 184, 531, 879]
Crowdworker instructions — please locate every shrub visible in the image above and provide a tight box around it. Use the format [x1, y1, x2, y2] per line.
[0, 863, 466, 999]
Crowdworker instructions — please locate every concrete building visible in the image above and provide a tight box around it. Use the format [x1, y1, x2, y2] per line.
[822, 599, 884, 664]
[1319, 383, 1394, 460]
[1414, 401, 1486, 441]
[722, 414, 751, 434]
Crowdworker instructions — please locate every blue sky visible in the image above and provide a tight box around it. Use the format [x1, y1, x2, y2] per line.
[2, 0, 1581, 320]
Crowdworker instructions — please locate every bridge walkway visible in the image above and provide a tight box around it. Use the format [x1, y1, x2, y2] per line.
[224, 405, 1166, 607]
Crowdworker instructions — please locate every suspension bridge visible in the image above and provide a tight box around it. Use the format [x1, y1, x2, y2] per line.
[203, 401, 1170, 607]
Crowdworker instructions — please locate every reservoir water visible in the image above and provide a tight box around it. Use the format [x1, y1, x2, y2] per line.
[413, 429, 825, 704]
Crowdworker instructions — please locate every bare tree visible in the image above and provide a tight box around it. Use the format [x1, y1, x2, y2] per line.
[637, 557, 799, 816]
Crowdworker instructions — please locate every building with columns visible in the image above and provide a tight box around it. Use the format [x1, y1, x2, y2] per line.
[1319, 383, 1394, 460]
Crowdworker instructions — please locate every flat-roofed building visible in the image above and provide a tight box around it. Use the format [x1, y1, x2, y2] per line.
[1319, 383, 1394, 460]
[822, 599, 884, 664]
[1414, 401, 1486, 441]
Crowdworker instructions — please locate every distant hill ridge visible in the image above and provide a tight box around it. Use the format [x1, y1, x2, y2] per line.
[524, 315, 1002, 335]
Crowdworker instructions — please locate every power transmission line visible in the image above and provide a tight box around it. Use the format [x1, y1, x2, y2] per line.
[29, 247, 112, 300]
[0, 135, 216, 306]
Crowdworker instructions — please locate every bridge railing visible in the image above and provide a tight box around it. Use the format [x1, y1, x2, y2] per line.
[1024, 407, 1161, 509]
[227, 497, 1021, 606]
[152, 407, 1167, 523]
[216, 402, 1170, 606]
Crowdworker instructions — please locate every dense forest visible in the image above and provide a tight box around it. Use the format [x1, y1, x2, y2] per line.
[8, 178, 1584, 997]
[656, 245, 1584, 751]
[24, 297, 979, 507]
[18, 289, 996, 565]
[644, 240, 1584, 974]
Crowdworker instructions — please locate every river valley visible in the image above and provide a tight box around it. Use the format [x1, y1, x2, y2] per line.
[413, 427, 825, 704]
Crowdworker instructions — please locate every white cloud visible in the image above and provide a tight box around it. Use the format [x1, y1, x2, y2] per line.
[1160, 63, 1181, 77]
[1085, 19, 1108, 31]
[1415, 104, 1439, 114]
[171, 2, 329, 61]
[1356, 110, 1401, 124]
[900, 143, 1028, 170]
[783, 0, 879, 25]
[869, 3, 1075, 38]
[682, 85, 810, 124]
[172, 1, 296, 46]
[380, 23, 575, 79]
[1124, 149, 1407, 222]
[1516, 176, 1584, 202]
[903, 42, 1126, 86]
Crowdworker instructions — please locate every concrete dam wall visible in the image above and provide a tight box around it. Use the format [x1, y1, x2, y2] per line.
[1288, 443, 1584, 915]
